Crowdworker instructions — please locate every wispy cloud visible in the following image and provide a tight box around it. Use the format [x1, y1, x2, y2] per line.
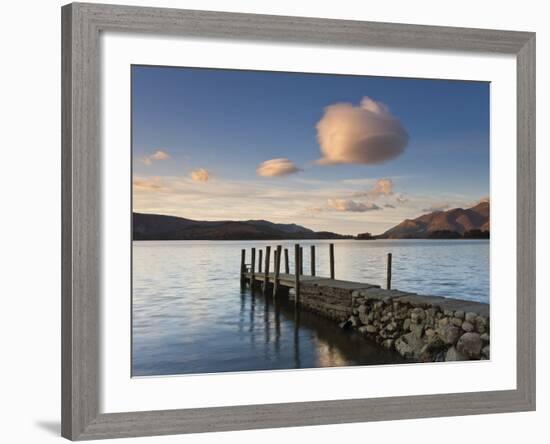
[327, 198, 381, 212]
[139, 149, 170, 165]
[256, 158, 301, 177]
[190, 168, 210, 182]
[316, 97, 408, 165]
[354, 177, 395, 200]
[421, 203, 450, 213]
[132, 177, 169, 192]
[396, 193, 409, 204]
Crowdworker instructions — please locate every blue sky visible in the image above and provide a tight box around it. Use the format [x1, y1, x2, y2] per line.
[132, 65, 489, 235]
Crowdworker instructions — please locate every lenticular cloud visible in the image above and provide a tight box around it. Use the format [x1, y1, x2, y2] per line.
[256, 158, 301, 177]
[316, 97, 409, 165]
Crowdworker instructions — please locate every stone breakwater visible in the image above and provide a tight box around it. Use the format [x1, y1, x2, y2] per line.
[290, 282, 489, 363]
[347, 288, 490, 362]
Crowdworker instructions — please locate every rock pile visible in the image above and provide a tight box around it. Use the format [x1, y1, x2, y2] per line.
[347, 288, 490, 362]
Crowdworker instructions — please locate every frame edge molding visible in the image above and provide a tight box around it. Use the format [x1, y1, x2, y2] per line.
[61, 2, 536, 440]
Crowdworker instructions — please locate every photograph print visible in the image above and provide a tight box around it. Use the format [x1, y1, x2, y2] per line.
[132, 65, 490, 377]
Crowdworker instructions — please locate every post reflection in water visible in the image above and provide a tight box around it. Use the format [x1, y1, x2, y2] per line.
[293, 310, 301, 369]
[236, 286, 407, 374]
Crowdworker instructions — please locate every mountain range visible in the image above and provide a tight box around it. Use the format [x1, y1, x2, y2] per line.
[133, 212, 351, 240]
[372, 201, 490, 239]
[133, 201, 489, 241]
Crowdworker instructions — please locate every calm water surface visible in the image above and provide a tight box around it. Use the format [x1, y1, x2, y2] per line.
[132, 239, 489, 376]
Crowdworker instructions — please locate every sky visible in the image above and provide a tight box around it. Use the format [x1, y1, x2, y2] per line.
[132, 65, 490, 236]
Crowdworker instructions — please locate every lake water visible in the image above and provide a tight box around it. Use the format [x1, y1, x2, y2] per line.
[132, 239, 489, 376]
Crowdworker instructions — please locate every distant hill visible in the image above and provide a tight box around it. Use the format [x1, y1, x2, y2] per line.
[370, 201, 490, 239]
[133, 213, 351, 240]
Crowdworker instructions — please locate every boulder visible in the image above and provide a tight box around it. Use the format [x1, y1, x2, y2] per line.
[365, 325, 378, 334]
[454, 310, 465, 320]
[456, 332, 483, 359]
[446, 346, 468, 361]
[411, 308, 426, 324]
[482, 345, 490, 359]
[465, 312, 477, 323]
[451, 317, 463, 327]
[349, 315, 361, 327]
[475, 316, 488, 334]
[461, 321, 475, 332]
[425, 328, 436, 339]
[420, 335, 446, 362]
[395, 332, 424, 359]
[438, 324, 461, 345]
[410, 323, 424, 339]
[480, 333, 490, 344]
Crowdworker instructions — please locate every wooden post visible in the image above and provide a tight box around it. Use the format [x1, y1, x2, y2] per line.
[310, 245, 316, 276]
[294, 244, 300, 306]
[386, 253, 393, 290]
[299, 247, 303, 275]
[284, 248, 289, 274]
[240, 249, 246, 286]
[329, 243, 335, 279]
[251, 248, 256, 286]
[258, 249, 263, 273]
[274, 245, 282, 295]
[263, 246, 271, 293]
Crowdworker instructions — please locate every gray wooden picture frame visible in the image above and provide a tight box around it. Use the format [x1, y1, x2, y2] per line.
[61, 2, 536, 440]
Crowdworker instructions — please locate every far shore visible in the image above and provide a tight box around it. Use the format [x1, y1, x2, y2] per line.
[133, 236, 490, 241]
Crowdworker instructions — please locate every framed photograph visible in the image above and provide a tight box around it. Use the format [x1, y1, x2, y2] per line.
[61, 2, 535, 440]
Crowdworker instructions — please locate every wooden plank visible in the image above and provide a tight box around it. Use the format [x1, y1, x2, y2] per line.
[294, 244, 300, 306]
[274, 245, 282, 295]
[251, 248, 256, 283]
[329, 243, 335, 279]
[284, 248, 289, 274]
[386, 253, 393, 290]
[263, 246, 271, 293]
[240, 249, 246, 286]
[311, 245, 316, 276]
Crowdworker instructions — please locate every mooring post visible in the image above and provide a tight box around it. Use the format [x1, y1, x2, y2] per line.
[240, 249, 246, 286]
[299, 247, 303, 275]
[310, 245, 316, 276]
[263, 246, 271, 293]
[294, 244, 300, 306]
[387, 252, 393, 290]
[251, 247, 256, 286]
[258, 249, 263, 273]
[329, 243, 335, 279]
[274, 245, 282, 295]
[284, 248, 289, 274]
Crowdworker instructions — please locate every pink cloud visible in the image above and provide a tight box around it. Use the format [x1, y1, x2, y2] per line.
[191, 168, 210, 182]
[327, 198, 381, 212]
[316, 97, 408, 165]
[256, 158, 301, 177]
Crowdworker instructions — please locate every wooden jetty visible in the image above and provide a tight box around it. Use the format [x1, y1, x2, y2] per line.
[240, 243, 392, 320]
[239, 243, 491, 362]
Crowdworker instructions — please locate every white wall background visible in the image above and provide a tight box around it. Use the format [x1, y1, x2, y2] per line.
[0, 1, 545, 443]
